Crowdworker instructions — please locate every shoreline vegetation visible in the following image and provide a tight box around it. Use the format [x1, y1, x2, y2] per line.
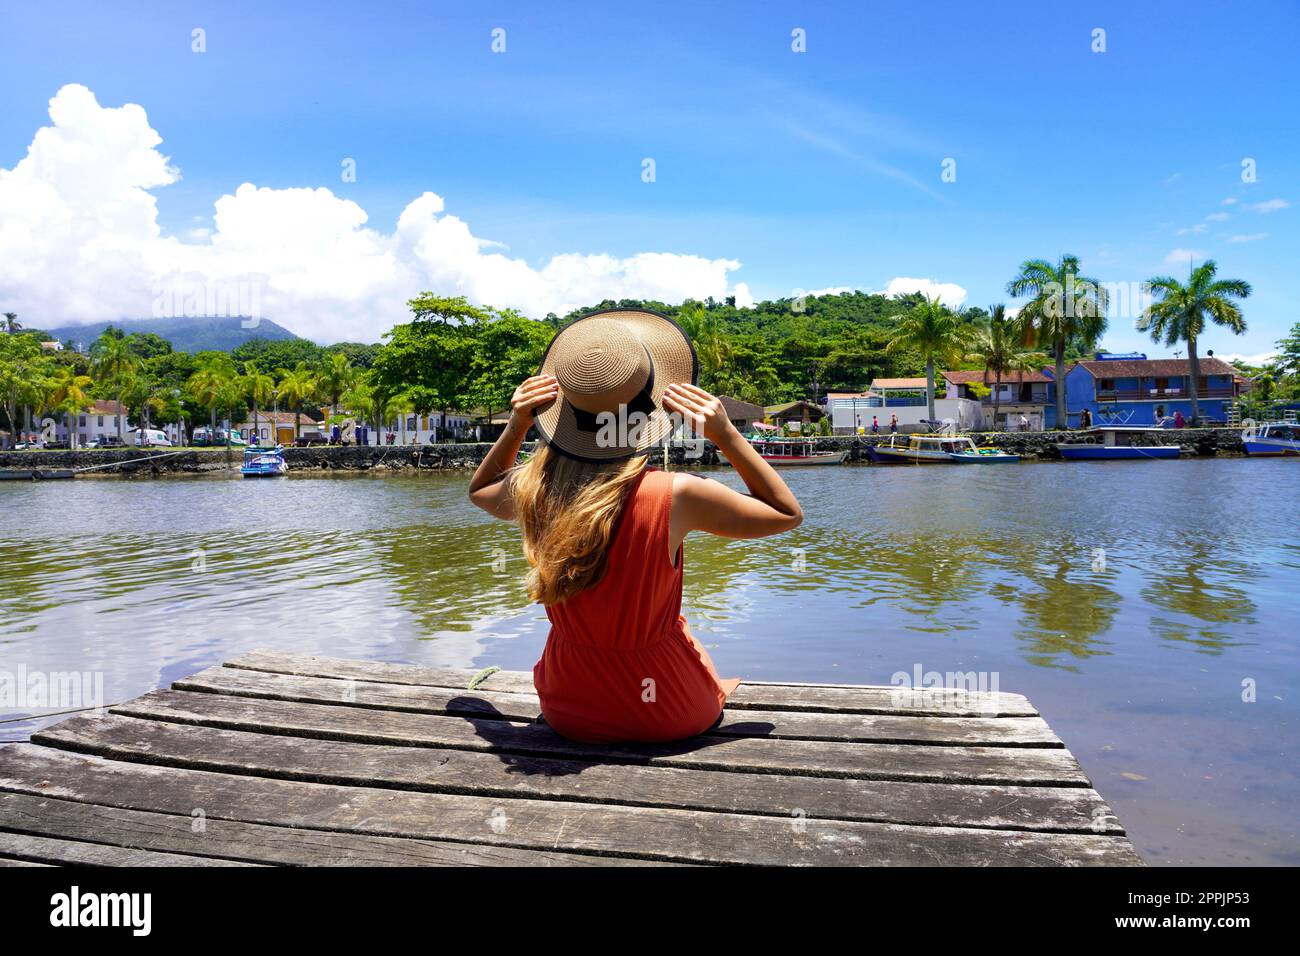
[3, 257, 1298, 450]
[0, 427, 1256, 478]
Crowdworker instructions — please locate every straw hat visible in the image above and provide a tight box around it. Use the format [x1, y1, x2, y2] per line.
[532, 308, 698, 462]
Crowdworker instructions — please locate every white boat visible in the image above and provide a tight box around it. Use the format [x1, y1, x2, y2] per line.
[723, 437, 847, 466]
[867, 434, 980, 464]
[1242, 420, 1300, 457]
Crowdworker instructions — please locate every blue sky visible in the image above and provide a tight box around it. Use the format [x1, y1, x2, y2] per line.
[0, 0, 1296, 356]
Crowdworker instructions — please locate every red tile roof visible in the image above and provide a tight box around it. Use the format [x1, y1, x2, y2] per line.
[87, 400, 126, 415]
[870, 377, 928, 390]
[942, 369, 1052, 385]
[1076, 357, 1238, 378]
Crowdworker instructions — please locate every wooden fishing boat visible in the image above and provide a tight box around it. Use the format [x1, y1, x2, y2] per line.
[869, 434, 981, 464]
[723, 437, 847, 466]
[1055, 426, 1180, 461]
[1241, 420, 1300, 457]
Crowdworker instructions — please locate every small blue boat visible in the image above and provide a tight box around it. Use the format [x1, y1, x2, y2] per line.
[1056, 427, 1180, 461]
[1241, 421, 1300, 457]
[240, 444, 288, 477]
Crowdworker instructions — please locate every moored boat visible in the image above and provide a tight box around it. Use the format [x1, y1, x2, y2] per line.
[1241, 421, 1300, 457]
[870, 434, 986, 464]
[240, 444, 289, 477]
[1055, 426, 1180, 461]
[948, 446, 1021, 464]
[724, 437, 847, 466]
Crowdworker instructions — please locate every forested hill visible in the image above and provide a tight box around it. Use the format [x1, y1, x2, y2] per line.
[42, 316, 301, 353]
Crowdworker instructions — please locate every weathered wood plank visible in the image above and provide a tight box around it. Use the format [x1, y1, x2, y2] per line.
[0, 745, 1140, 866]
[105, 689, 1090, 785]
[226, 650, 1038, 717]
[0, 789, 675, 867]
[0, 828, 258, 866]
[31, 714, 1123, 832]
[0, 857, 56, 866]
[179, 665, 1062, 747]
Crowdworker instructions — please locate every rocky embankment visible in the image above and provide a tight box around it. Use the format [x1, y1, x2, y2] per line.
[0, 427, 1247, 477]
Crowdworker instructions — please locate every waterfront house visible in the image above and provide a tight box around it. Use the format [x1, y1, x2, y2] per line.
[54, 399, 129, 447]
[941, 369, 1052, 431]
[764, 400, 825, 431]
[718, 395, 765, 432]
[236, 410, 322, 446]
[1052, 354, 1244, 428]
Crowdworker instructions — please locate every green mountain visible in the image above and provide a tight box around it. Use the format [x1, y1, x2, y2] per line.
[43, 316, 302, 353]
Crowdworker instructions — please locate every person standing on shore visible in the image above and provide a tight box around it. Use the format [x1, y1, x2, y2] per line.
[889, 413, 898, 434]
[871, 415, 879, 434]
[467, 309, 803, 745]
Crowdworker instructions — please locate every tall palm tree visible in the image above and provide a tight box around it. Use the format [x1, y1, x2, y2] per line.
[3, 313, 21, 335]
[1139, 260, 1251, 423]
[186, 357, 235, 433]
[886, 295, 975, 420]
[90, 335, 140, 440]
[240, 362, 276, 443]
[1007, 255, 1108, 427]
[46, 366, 94, 449]
[676, 302, 733, 392]
[968, 304, 1048, 429]
[276, 364, 318, 440]
[315, 351, 358, 431]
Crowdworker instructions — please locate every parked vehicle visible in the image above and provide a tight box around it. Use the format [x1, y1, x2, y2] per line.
[129, 428, 174, 448]
[294, 429, 328, 447]
[88, 436, 128, 449]
[191, 426, 244, 447]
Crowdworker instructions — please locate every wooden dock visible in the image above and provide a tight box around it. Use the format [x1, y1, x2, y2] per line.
[0, 650, 1143, 866]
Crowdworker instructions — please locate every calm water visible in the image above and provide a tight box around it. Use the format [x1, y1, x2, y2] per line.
[1, 460, 1297, 865]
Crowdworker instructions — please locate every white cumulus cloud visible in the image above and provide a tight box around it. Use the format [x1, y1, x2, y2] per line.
[0, 85, 750, 343]
[877, 277, 968, 307]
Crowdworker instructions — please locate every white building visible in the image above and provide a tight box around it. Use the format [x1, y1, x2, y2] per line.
[59, 400, 129, 446]
[829, 394, 984, 434]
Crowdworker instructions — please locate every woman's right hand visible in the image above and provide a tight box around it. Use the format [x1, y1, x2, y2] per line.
[509, 374, 559, 428]
[662, 383, 734, 445]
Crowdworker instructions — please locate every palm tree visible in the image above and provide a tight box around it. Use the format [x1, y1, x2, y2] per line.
[186, 356, 236, 433]
[3, 312, 21, 335]
[90, 335, 140, 440]
[1139, 260, 1251, 423]
[46, 366, 94, 449]
[1007, 255, 1108, 427]
[276, 364, 318, 440]
[676, 302, 733, 392]
[315, 351, 358, 432]
[240, 362, 276, 443]
[968, 304, 1048, 429]
[886, 295, 975, 420]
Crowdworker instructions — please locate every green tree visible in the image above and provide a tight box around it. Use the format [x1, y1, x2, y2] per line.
[1007, 255, 1108, 426]
[968, 304, 1048, 429]
[3, 312, 21, 335]
[371, 294, 482, 426]
[464, 309, 552, 425]
[90, 332, 141, 440]
[676, 301, 734, 392]
[1138, 260, 1250, 422]
[276, 363, 318, 440]
[886, 295, 975, 420]
[1272, 322, 1299, 379]
[315, 351, 359, 426]
[46, 366, 94, 447]
[240, 362, 277, 442]
[186, 353, 238, 432]
[0, 334, 49, 443]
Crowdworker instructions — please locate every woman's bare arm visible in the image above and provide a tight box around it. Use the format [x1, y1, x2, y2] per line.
[468, 374, 558, 520]
[662, 383, 802, 553]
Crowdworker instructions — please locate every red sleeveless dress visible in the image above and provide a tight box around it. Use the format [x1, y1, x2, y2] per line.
[532, 468, 742, 744]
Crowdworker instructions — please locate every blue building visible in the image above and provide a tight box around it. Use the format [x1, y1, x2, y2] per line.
[1045, 354, 1244, 428]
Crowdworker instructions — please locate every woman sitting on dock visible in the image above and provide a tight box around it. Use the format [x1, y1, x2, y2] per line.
[468, 309, 803, 744]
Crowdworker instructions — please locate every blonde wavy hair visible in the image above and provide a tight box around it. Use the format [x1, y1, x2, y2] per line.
[510, 443, 647, 606]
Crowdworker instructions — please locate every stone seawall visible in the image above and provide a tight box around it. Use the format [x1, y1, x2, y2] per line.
[0, 427, 1247, 476]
